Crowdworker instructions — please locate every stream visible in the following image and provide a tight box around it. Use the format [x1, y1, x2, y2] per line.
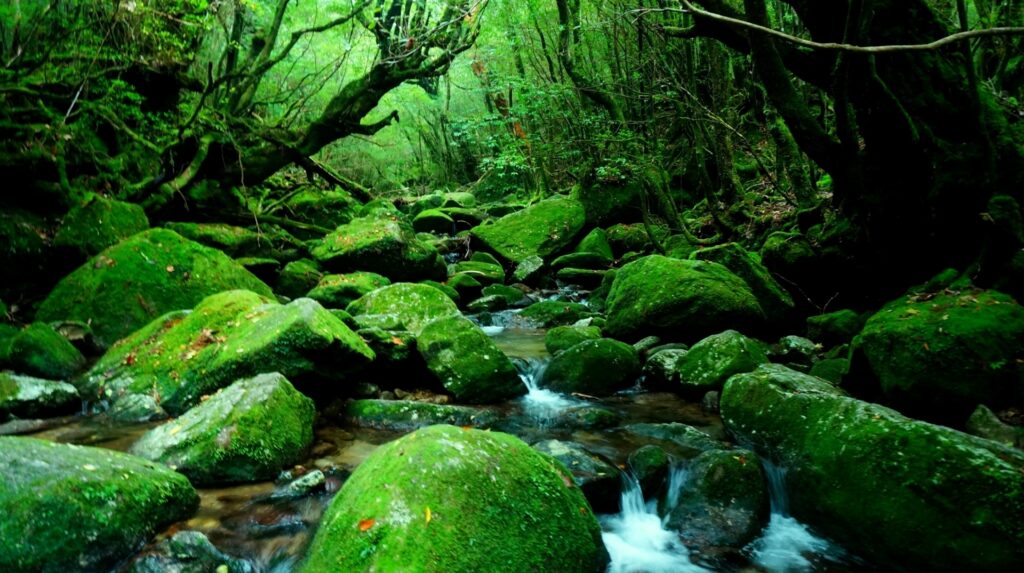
[13, 313, 866, 573]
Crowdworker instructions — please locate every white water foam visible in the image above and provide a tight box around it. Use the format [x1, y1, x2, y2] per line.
[600, 474, 710, 573]
[515, 356, 578, 423]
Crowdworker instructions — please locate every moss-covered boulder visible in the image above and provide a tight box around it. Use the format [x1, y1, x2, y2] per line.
[556, 268, 608, 288]
[53, 196, 149, 258]
[343, 399, 499, 431]
[604, 222, 666, 257]
[691, 242, 794, 323]
[621, 423, 721, 459]
[0, 437, 198, 573]
[849, 289, 1024, 423]
[627, 445, 670, 495]
[470, 197, 587, 264]
[346, 283, 460, 335]
[545, 324, 603, 355]
[574, 227, 615, 261]
[721, 364, 1024, 572]
[417, 316, 525, 404]
[299, 425, 609, 573]
[123, 530, 253, 573]
[285, 188, 360, 234]
[806, 309, 866, 348]
[129, 372, 314, 485]
[518, 300, 593, 327]
[542, 338, 640, 396]
[276, 259, 324, 299]
[966, 405, 1024, 448]
[449, 260, 505, 286]
[605, 255, 765, 343]
[673, 330, 768, 396]
[664, 449, 769, 550]
[0, 322, 85, 380]
[413, 209, 456, 234]
[512, 254, 545, 283]
[35, 229, 273, 349]
[311, 215, 445, 282]
[83, 290, 374, 415]
[642, 348, 688, 390]
[164, 222, 262, 258]
[551, 252, 612, 272]
[306, 271, 391, 309]
[532, 439, 621, 513]
[0, 373, 79, 421]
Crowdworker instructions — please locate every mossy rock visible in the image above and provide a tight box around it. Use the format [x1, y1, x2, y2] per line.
[312, 215, 445, 282]
[35, 228, 273, 349]
[664, 449, 769, 550]
[806, 309, 866, 348]
[0, 437, 198, 573]
[550, 252, 611, 272]
[299, 425, 609, 573]
[512, 254, 545, 283]
[83, 290, 374, 415]
[518, 300, 593, 327]
[285, 188, 360, 235]
[604, 223, 667, 257]
[54, 196, 149, 258]
[470, 197, 587, 264]
[413, 209, 456, 234]
[163, 222, 261, 258]
[123, 530, 253, 573]
[545, 325, 602, 355]
[627, 445, 670, 495]
[759, 231, 816, 278]
[465, 294, 509, 313]
[691, 242, 794, 323]
[605, 255, 765, 343]
[417, 316, 525, 404]
[849, 289, 1024, 423]
[574, 228, 614, 260]
[0, 322, 85, 380]
[346, 283, 460, 335]
[481, 284, 527, 306]
[440, 207, 486, 228]
[130, 372, 314, 486]
[0, 373, 79, 421]
[343, 399, 499, 431]
[306, 271, 391, 309]
[642, 348, 688, 391]
[275, 259, 324, 299]
[471, 251, 503, 266]
[532, 439, 621, 513]
[570, 182, 642, 227]
[721, 364, 1024, 572]
[809, 357, 849, 384]
[621, 423, 721, 458]
[542, 338, 640, 397]
[449, 260, 505, 286]
[556, 268, 607, 288]
[673, 330, 768, 397]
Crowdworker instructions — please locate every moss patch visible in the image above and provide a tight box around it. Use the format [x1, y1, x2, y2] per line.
[470, 197, 587, 264]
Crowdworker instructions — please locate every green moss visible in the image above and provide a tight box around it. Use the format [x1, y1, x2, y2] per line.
[545, 325, 602, 355]
[285, 188, 360, 234]
[449, 260, 505, 286]
[163, 222, 260, 258]
[721, 364, 1024, 572]
[0, 437, 198, 573]
[805, 309, 866, 347]
[691, 242, 794, 322]
[417, 316, 525, 404]
[2, 322, 85, 380]
[604, 223, 667, 257]
[759, 231, 815, 274]
[518, 300, 593, 328]
[83, 290, 374, 415]
[673, 330, 768, 396]
[550, 252, 611, 272]
[574, 228, 614, 260]
[0, 373, 79, 421]
[470, 197, 587, 264]
[605, 255, 766, 343]
[36, 228, 273, 349]
[346, 283, 460, 335]
[54, 196, 149, 258]
[850, 289, 1024, 423]
[299, 425, 608, 573]
[276, 258, 324, 299]
[481, 284, 525, 306]
[129, 372, 314, 485]
[344, 399, 499, 431]
[556, 268, 608, 288]
[542, 338, 640, 396]
[311, 215, 445, 282]
[413, 209, 456, 234]
[305, 272, 392, 309]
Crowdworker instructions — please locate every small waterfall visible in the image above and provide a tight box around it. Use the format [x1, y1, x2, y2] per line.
[514, 356, 577, 423]
[600, 473, 710, 573]
[744, 461, 846, 572]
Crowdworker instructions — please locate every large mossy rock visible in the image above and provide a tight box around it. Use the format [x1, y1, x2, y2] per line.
[721, 364, 1024, 572]
[35, 229, 273, 349]
[672, 330, 768, 397]
[311, 215, 444, 282]
[345, 282, 460, 335]
[53, 196, 149, 258]
[541, 338, 640, 396]
[0, 373, 79, 421]
[163, 222, 262, 258]
[518, 300, 593, 327]
[417, 316, 525, 404]
[664, 449, 769, 550]
[0, 322, 85, 380]
[0, 437, 198, 573]
[691, 242, 794, 323]
[849, 289, 1024, 423]
[285, 188, 360, 234]
[470, 196, 587, 264]
[306, 272, 392, 309]
[130, 373, 314, 485]
[299, 425, 609, 573]
[83, 290, 374, 415]
[344, 399, 499, 431]
[605, 255, 765, 343]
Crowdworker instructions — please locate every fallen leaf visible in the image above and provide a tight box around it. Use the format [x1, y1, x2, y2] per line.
[358, 518, 375, 532]
[391, 336, 406, 346]
[166, 265, 175, 272]
[425, 507, 432, 524]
